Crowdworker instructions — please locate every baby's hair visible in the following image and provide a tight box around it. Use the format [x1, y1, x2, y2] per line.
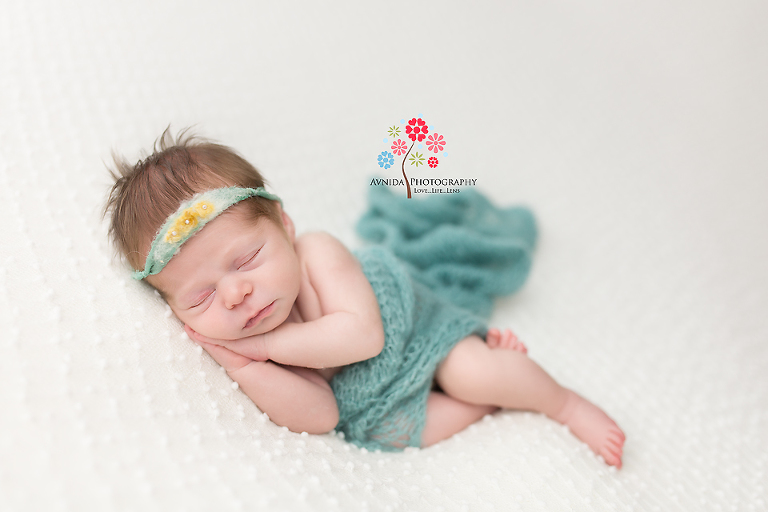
[104, 126, 281, 270]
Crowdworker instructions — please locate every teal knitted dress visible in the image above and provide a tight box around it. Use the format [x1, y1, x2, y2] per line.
[330, 185, 537, 451]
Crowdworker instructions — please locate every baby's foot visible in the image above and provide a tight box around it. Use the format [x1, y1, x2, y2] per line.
[554, 390, 626, 468]
[486, 328, 528, 354]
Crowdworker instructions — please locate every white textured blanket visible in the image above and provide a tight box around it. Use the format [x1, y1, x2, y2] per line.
[1, 1, 766, 511]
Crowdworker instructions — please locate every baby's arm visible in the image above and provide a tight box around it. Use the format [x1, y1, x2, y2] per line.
[264, 232, 384, 368]
[192, 332, 338, 434]
[204, 233, 384, 369]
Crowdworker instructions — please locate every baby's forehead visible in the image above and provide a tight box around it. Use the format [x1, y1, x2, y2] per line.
[141, 204, 258, 255]
[146, 209, 272, 292]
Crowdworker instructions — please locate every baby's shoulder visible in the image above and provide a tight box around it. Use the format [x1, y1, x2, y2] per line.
[294, 231, 355, 267]
[295, 230, 338, 247]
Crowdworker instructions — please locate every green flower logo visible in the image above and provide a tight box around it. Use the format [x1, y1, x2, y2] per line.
[408, 151, 425, 167]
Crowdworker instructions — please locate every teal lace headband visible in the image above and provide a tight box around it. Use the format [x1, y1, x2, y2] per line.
[132, 186, 281, 280]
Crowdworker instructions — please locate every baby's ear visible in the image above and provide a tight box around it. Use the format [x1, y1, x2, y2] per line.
[277, 205, 296, 243]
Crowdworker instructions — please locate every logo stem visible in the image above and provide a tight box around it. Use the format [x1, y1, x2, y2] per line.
[401, 141, 415, 198]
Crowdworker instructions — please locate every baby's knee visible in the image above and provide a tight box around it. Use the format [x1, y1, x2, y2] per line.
[436, 335, 497, 397]
[439, 334, 486, 371]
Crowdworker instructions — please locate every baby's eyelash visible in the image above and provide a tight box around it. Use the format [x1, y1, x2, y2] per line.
[191, 292, 213, 309]
[238, 248, 261, 269]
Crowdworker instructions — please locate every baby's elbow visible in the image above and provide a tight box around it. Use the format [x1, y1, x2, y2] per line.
[305, 404, 339, 435]
[323, 406, 340, 434]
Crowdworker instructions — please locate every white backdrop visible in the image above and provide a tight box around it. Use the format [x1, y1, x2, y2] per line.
[1, 1, 767, 511]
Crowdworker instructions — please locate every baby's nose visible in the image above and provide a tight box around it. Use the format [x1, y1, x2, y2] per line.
[222, 277, 252, 309]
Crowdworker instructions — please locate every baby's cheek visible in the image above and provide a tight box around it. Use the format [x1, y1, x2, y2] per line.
[193, 317, 233, 342]
[179, 315, 210, 340]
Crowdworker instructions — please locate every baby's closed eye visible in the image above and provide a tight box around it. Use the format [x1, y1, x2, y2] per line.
[237, 247, 262, 270]
[190, 290, 214, 309]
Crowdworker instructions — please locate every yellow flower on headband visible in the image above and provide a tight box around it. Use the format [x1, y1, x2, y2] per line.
[165, 210, 199, 243]
[163, 201, 214, 243]
[193, 200, 215, 219]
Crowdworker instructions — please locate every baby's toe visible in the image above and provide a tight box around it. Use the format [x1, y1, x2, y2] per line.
[607, 437, 623, 452]
[505, 331, 528, 354]
[608, 428, 626, 446]
[603, 450, 623, 469]
[603, 434, 624, 468]
[500, 329, 515, 349]
[600, 437, 623, 462]
[486, 328, 501, 348]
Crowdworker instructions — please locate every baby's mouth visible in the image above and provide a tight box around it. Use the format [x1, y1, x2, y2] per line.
[244, 300, 276, 330]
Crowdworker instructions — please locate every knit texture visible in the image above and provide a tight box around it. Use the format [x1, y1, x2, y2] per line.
[330, 186, 538, 451]
[357, 185, 537, 317]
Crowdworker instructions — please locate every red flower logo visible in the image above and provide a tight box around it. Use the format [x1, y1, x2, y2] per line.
[426, 133, 445, 153]
[428, 157, 439, 168]
[405, 117, 428, 142]
[391, 139, 408, 156]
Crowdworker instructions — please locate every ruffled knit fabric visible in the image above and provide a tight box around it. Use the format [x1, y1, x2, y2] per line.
[357, 185, 537, 318]
[330, 185, 537, 451]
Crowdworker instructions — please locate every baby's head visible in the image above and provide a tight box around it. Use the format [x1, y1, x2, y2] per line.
[105, 128, 283, 270]
[105, 128, 300, 339]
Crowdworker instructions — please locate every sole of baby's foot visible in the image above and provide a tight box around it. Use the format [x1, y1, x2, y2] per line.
[486, 328, 528, 354]
[553, 390, 626, 468]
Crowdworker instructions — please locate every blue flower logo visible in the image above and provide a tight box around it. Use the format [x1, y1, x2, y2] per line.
[377, 151, 395, 169]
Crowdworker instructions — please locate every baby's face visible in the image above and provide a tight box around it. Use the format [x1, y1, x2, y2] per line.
[148, 206, 300, 341]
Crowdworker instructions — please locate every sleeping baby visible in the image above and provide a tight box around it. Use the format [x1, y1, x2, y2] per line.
[104, 128, 625, 467]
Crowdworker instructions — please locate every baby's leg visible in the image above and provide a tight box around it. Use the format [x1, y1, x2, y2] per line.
[486, 328, 528, 354]
[435, 335, 625, 468]
[421, 391, 498, 448]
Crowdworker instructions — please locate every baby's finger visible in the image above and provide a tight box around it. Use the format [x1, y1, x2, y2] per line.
[219, 336, 270, 362]
[184, 324, 202, 343]
[184, 325, 224, 346]
[199, 341, 254, 373]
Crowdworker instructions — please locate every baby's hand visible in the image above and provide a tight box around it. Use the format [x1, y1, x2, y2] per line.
[185, 325, 270, 365]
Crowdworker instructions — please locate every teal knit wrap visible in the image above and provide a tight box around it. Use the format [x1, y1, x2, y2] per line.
[331, 185, 537, 451]
[358, 185, 537, 317]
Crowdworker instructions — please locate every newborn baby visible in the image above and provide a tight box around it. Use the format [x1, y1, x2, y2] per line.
[104, 128, 625, 467]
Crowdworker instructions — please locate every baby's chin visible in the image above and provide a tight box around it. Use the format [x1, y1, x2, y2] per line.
[186, 323, 249, 342]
